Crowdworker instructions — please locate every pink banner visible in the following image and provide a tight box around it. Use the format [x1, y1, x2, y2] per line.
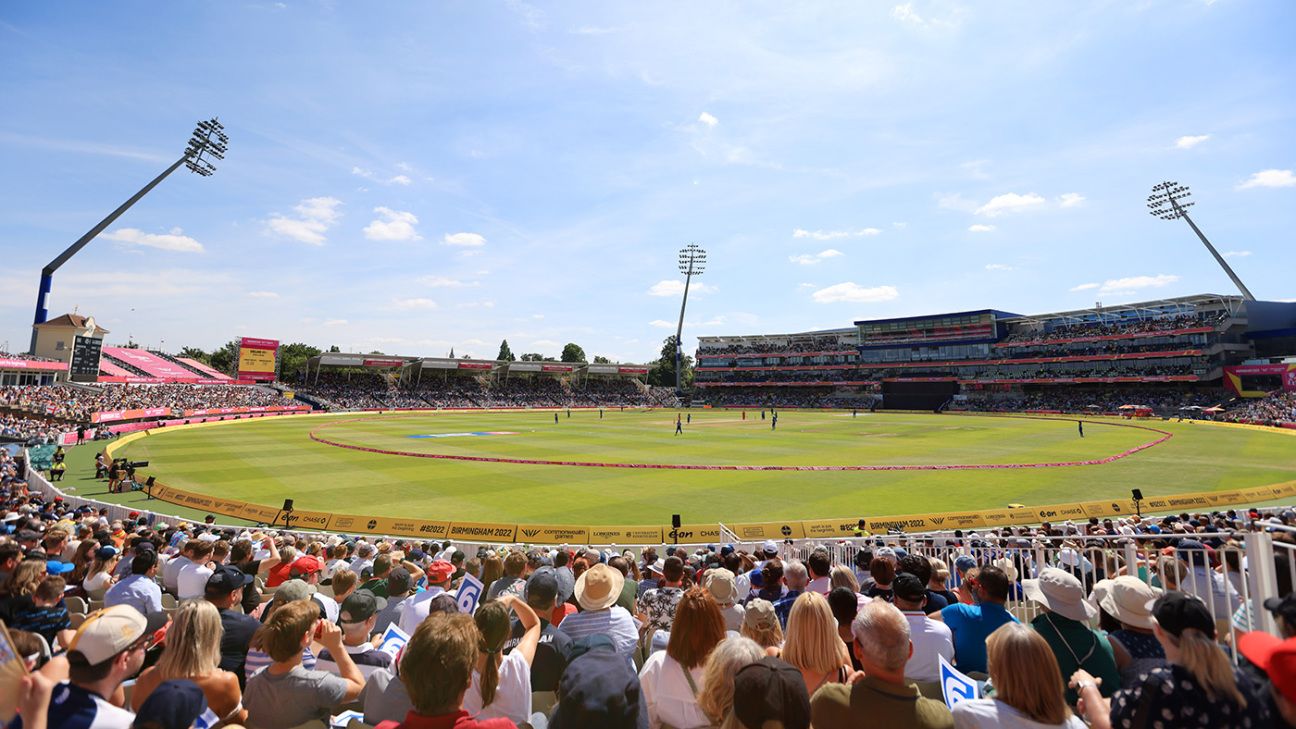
[96, 376, 246, 385]
[91, 407, 171, 424]
[0, 358, 67, 371]
[182, 405, 310, 417]
[541, 364, 573, 373]
[617, 367, 649, 374]
[362, 358, 407, 368]
[457, 362, 494, 370]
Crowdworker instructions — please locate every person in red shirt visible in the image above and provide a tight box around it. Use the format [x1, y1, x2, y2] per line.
[376, 612, 516, 729]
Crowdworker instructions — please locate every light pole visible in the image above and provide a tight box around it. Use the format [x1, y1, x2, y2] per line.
[673, 243, 707, 394]
[29, 118, 229, 353]
[1147, 181, 1255, 301]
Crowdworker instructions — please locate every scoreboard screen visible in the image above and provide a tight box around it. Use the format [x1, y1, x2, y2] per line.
[69, 335, 104, 383]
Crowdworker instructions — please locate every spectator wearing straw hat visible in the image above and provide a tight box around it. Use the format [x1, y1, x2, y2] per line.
[1093, 575, 1166, 687]
[1023, 567, 1119, 704]
[559, 562, 640, 663]
[705, 567, 745, 631]
[1072, 593, 1269, 729]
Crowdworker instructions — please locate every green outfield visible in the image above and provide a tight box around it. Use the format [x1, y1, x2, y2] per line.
[61, 409, 1296, 526]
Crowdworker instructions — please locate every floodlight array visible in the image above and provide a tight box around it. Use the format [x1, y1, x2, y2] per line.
[185, 118, 229, 176]
[1146, 180, 1193, 220]
[678, 243, 707, 275]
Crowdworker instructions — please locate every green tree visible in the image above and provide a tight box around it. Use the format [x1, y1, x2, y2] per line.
[497, 339, 516, 361]
[448, 347, 455, 359]
[278, 343, 322, 379]
[520, 353, 543, 361]
[560, 343, 587, 363]
[593, 355, 611, 364]
[178, 346, 210, 365]
[207, 340, 242, 376]
[328, 345, 341, 353]
[648, 335, 693, 388]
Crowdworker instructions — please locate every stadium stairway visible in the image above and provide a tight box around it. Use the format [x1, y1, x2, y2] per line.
[98, 350, 152, 378]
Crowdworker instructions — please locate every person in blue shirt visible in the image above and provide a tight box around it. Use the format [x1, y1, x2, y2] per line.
[773, 560, 808, 629]
[937, 564, 1018, 675]
[104, 549, 164, 619]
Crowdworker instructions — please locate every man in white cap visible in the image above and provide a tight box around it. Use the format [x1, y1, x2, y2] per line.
[1022, 567, 1120, 704]
[16, 604, 151, 728]
[558, 563, 640, 664]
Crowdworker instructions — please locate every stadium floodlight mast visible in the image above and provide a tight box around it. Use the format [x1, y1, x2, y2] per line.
[1146, 180, 1255, 301]
[673, 243, 707, 394]
[28, 118, 229, 353]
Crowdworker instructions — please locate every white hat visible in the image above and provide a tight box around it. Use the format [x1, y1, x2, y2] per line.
[1022, 567, 1097, 622]
[1097, 576, 1161, 629]
[68, 605, 147, 664]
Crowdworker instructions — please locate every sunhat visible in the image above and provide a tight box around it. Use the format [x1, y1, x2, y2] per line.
[1022, 567, 1097, 622]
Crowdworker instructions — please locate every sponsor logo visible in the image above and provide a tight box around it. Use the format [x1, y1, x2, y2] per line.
[419, 524, 443, 534]
[668, 529, 693, 541]
[929, 517, 946, 525]
[1039, 510, 1057, 519]
[521, 528, 541, 538]
[367, 520, 378, 530]
[780, 525, 793, 536]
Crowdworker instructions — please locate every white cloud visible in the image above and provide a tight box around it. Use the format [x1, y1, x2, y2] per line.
[797, 282, 818, 289]
[968, 224, 996, 233]
[352, 167, 414, 186]
[1223, 250, 1251, 258]
[1058, 192, 1086, 208]
[363, 207, 422, 242]
[531, 339, 559, 348]
[792, 227, 881, 240]
[102, 226, 204, 253]
[1175, 135, 1210, 149]
[647, 279, 717, 297]
[649, 319, 675, 329]
[246, 291, 280, 299]
[975, 192, 1046, 217]
[1096, 274, 1180, 295]
[698, 111, 719, 128]
[443, 232, 487, 247]
[1070, 283, 1100, 292]
[267, 197, 342, 245]
[891, 3, 924, 24]
[789, 249, 844, 265]
[811, 282, 900, 304]
[984, 263, 1014, 271]
[392, 297, 438, 310]
[1238, 169, 1296, 189]
[420, 276, 478, 288]
[324, 319, 348, 327]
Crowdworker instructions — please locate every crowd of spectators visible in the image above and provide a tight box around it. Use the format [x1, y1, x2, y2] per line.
[297, 374, 660, 411]
[0, 350, 61, 363]
[1219, 391, 1296, 426]
[0, 384, 289, 422]
[953, 387, 1226, 415]
[4, 444, 1296, 729]
[0, 414, 63, 444]
[1000, 311, 1224, 345]
[697, 336, 855, 358]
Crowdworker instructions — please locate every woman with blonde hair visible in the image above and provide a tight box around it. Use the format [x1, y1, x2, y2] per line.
[740, 598, 784, 650]
[829, 564, 859, 594]
[132, 599, 247, 725]
[1071, 592, 1267, 729]
[82, 547, 119, 599]
[0, 560, 47, 602]
[697, 636, 765, 727]
[777, 591, 851, 696]
[952, 622, 1085, 728]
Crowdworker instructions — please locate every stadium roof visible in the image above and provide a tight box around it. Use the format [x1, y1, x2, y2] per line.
[1002, 293, 1244, 324]
[697, 326, 856, 343]
[854, 309, 1018, 327]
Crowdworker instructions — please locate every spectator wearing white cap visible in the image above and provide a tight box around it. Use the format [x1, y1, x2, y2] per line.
[16, 604, 151, 729]
[1023, 567, 1119, 705]
[706, 567, 745, 631]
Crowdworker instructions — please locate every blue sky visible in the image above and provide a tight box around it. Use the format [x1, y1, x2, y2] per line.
[1, 1, 1292, 363]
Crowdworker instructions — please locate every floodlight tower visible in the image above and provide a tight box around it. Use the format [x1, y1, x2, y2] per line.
[1147, 181, 1255, 301]
[28, 118, 229, 353]
[673, 243, 707, 394]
